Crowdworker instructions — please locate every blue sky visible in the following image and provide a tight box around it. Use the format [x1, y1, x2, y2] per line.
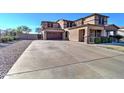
[0, 13, 124, 33]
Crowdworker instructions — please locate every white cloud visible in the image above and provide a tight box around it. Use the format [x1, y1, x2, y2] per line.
[0, 0, 124, 13]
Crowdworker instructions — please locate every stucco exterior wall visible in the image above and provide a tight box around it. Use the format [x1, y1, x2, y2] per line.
[117, 29, 124, 36]
[42, 31, 47, 40]
[67, 25, 106, 43]
[88, 25, 104, 30]
[67, 27, 88, 42]
[84, 16, 96, 25]
[68, 29, 79, 41]
[101, 30, 107, 36]
[75, 19, 83, 26]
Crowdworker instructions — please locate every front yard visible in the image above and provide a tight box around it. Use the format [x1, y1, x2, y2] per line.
[105, 45, 124, 52]
[0, 40, 32, 79]
[93, 42, 124, 52]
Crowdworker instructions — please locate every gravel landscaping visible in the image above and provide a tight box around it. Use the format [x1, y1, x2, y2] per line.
[0, 40, 32, 79]
[0, 41, 17, 48]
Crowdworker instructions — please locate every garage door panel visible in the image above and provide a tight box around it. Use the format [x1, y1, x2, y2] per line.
[47, 32, 62, 40]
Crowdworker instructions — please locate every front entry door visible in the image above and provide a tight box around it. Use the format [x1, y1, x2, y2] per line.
[79, 29, 85, 42]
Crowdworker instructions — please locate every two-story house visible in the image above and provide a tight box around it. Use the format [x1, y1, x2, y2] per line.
[41, 13, 119, 43]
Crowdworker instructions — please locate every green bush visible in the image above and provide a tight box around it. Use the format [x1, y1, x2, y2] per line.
[1, 37, 8, 43]
[13, 36, 16, 40]
[108, 37, 112, 43]
[101, 37, 113, 43]
[0, 36, 15, 43]
[94, 38, 101, 44]
[105, 38, 109, 43]
[101, 37, 108, 43]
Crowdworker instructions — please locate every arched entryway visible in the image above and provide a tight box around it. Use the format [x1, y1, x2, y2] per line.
[65, 31, 69, 40]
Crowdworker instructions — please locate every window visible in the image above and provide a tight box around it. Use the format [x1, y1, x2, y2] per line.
[47, 23, 50, 27]
[70, 23, 72, 27]
[102, 18, 104, 25]
[95, 30, 101, 37]
[47, 23, 53, 28]
[67, 22, 70, 27]
[50, 23, 53, 27]
[99, 16, 105, 25]
[99, 16, 101, 24]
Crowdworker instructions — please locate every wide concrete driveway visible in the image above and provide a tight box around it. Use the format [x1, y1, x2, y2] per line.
[5, 40, 124, 79]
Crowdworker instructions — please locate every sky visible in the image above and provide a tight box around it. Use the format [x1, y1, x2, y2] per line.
[0, 13, 124, 33]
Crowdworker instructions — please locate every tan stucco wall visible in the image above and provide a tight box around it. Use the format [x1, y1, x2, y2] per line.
[84, 16, 96, 25]
[67, 27, 88, 42]
[75, 19, 83, 26]
[88, 25, 104, 30]
[68, 29, 79, 41]
[101, 30, 107, 36]
[66, 25, 106, 43]
[117, 29, 124, 36]
[42, 31, 47, 40]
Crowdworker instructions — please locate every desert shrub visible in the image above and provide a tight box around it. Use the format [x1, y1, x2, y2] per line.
[101, 37, 108, 43]
[0, 36, 15, 43]
[108, 37, 113, 43]
[1, 37, 8, 43]
[100, 37, 113, 43]
[14, 36, 20, 40]
[13, 36, 16, 40]
[94, 38, 101, 44]
[8, 36, 14, 41]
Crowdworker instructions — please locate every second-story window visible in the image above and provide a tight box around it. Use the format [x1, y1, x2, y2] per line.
[70, 23, 73, 27]
[47, 23, 50, 27]
[99, 17, 105, 25]
[51, 23, 53, 27]
[102, 18, 104, 25]
[99, 16, 101, 24]
[48, 23, 53, 28]
[67, 22, 70, 27]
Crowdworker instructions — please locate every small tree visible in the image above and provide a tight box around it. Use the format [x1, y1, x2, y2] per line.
[16, 26, 23, 35]
[26, 28, 32, 34]
[114, 35, 123, 43]
[5, 28, 16, 36]
[35, 28, 41, 34]
[0, 29, 1, 39]
[15, 26, 32, 35]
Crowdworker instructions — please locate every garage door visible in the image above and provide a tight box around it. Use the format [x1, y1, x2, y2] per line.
[47, 32, 63, 40]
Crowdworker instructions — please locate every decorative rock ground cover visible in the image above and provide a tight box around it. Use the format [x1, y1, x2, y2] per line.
[0, 40, 32, 79]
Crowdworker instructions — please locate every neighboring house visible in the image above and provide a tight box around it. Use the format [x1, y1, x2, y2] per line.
[41, 13, 119, 44]
[118, 26, 124, 36]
